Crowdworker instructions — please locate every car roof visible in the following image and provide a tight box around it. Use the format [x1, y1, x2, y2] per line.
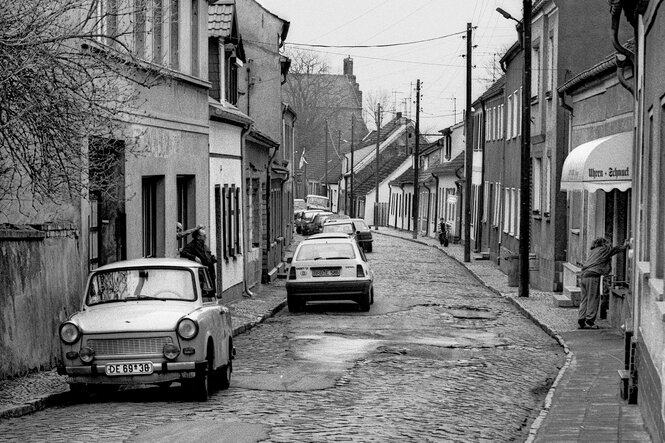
[93, 257, 205, 272]
[306, 232, 354, 241]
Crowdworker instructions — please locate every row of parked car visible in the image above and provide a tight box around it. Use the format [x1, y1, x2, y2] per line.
[294, 209, 374, 253]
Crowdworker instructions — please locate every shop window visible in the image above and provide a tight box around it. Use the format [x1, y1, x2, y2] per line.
[570, 191, 582, 232]
[177, 175, 195, 251]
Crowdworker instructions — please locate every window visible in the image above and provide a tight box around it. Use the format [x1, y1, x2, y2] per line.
[485, 109, 490, 142]
[493, 182, 501, 227]
[499, 104, 504, 139]
[544, 156, 551, 214]
[89, 197, 100, 271]
[95, 0, 119, 46]
[170, 0, 179, 70]
[548, 33, 555, 92]
[249, 178, 260, 247]
[177, 175, 195, 251]
[191, 0, 199, 77]
[516, 88, 522, 137]
[570, 191, 582, 231]
[142, 176, 164, 258]
[226, 47, 239, 105]
[152, 0, 163, 64]
[483, 181, 489, 223]
[532, 43, 540, 98]
[504, 187, 510, 233]
[507, 95, 513, 139]
[533, 158, 542, 213]
[134, 1, 147, 59]
[515, 189, 521, 239]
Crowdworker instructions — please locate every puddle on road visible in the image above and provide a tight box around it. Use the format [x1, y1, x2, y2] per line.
[233, 331, 508, 392]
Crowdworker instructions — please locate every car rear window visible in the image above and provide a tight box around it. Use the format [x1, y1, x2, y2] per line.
[322, 223, 354, 234]
[86, 268, 197, 305]
[296, 243, 356, 261]
[354, 220, 369, 230]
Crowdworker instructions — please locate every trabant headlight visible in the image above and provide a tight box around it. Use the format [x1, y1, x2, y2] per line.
[176, 318, 199, 340]
[79, 347, 95, 363]
[163, 343, 180, 360]
[59, 322, 81, 344]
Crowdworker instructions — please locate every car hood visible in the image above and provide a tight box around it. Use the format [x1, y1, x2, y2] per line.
[72, 303, 196, 333]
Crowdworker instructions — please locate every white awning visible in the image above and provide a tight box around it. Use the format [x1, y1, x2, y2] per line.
[560, 131, 633, 192]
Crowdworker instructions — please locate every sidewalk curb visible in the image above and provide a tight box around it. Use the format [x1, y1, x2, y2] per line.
[232, 299, 287, 337]
[0, 298, 288, 421]
[374, 230, 574, 443]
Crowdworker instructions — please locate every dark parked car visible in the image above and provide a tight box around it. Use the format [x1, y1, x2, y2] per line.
[350, 218, 373, 252]
[303, 211, 333, 235]
[296, 209, 324, 234]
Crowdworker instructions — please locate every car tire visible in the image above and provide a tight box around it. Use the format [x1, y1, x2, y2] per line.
[370, 287, 375, 305]
[288, 295, 303, 313]
[189, 355, 212, 401]
[359, 291, 371, 312]
[68, 383, 89, 399]
[365, 243, 373, 253]
[217, 340, 233, 390]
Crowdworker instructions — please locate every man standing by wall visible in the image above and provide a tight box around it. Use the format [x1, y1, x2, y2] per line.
[578, 237, 629, 329]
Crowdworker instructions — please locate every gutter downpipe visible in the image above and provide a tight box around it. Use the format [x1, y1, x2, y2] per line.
[241, 125, 254, 297]
[609, 0, 635, 96]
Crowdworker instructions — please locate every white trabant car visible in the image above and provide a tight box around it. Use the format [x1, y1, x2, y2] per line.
[286, 233, 374, 312]
[57, 258, 234, 401]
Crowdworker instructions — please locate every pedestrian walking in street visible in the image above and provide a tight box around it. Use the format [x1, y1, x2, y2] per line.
[180, 227, 218, 291]
[438, 218, 449, 247]
[578, 237, 629, 329]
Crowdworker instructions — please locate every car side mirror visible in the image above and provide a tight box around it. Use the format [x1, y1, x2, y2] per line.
[287, 257, 293, 264]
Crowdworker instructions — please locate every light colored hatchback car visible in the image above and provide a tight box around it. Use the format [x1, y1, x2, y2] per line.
[286, 233, 374, 312]
[57, 258, 234, 401]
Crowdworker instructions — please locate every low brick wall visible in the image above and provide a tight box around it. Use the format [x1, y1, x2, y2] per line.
[636, 340, 665, 442]
[0, 224, 83, 379]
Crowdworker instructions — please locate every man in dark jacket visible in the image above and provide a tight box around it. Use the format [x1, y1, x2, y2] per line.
[180, 228, 217, 292]
[578, 237, 628, 329]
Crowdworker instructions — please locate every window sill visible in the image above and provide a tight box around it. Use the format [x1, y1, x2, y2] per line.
[570, 228, 580, 236]
[545, 90, 552, 100]
[531, 96, 539, 105]
[533, 215, 542, 221]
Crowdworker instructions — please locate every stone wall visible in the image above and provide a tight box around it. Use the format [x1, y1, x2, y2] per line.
[0, 224, 83, 379]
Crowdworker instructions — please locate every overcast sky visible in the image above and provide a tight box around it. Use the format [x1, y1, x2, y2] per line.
[258, 0, 524, 134]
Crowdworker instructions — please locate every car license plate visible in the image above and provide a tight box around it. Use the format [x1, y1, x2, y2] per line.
[312, 268, 340, 277]
[105, 361, 154, 376]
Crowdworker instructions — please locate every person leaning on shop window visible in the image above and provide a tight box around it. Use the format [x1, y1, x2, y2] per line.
[578, 237, 629, 329]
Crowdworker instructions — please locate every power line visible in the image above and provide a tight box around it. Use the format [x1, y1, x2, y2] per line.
[285, 30, 467, 49]
[290, 45, 464, 68]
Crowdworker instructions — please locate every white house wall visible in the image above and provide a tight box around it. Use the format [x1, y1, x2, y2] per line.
[209, 120, 245, 296]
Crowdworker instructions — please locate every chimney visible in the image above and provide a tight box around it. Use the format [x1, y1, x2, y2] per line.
[343, 56, 354, 76]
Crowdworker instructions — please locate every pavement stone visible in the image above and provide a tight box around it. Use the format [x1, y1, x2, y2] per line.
[0, 227, 654, 443]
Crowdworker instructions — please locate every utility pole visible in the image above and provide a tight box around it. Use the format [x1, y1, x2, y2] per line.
[412, 79, 421, 239]
[351, 114, 355, 218]
[519, 0, 532, 297]
[374, 103, 382, 230]
[324, 120, 329, 200]
[464, 22, 473, 263]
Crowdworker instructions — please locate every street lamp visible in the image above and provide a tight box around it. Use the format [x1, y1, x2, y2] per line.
[497, 2, 532, 298]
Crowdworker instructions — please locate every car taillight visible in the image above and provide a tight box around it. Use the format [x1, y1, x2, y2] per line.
[289, 266, 297, 280]
[356, 265, 365, 277]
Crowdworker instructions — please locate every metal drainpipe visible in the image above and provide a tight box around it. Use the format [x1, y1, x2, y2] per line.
[241, 125, 254, 297]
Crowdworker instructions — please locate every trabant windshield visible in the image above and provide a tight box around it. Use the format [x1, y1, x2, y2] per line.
[296, 243, 356, 261]
[86, 268, 197, 305]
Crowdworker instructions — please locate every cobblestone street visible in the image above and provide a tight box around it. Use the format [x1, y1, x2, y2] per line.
[0, 234, 564, 442]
